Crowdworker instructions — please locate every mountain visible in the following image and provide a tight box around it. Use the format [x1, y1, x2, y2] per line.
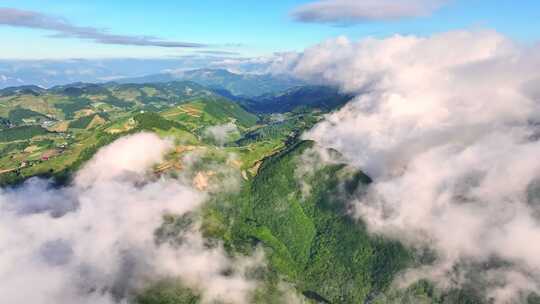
[0, 79, 488, 304]
[0, 80, 352, 188]
[0, 59, 234, 89]
[118, 68, 305, 97]
[0, 81, 222, 122]
[160, 98, 259, 130]
[0, 60, 121, 89]
[0, 85, 47, 97]
[245, 85, 353, 113]
[221, 140, 409, 303]
[0, 80, 271, 185]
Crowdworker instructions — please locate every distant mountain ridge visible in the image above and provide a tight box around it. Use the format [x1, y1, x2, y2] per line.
[0, 81, 226, 124]
[0, 85, 47, 97]
[244, 85, 353, 113]
[0, 58, 236, 89]
[0, 78, 351, 117]
[0, 80, 217, 99]
[118, 68, 306, 97]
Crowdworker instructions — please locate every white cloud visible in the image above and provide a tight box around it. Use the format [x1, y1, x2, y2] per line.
[291, 0, 447, 24]
[292, 30, 540, 301]
[75, 132, 173, 186]
[0, 7, 206, 48]
[207, 52, 301, 75]
[0, 132, 260, 304]
[204, 122, 239, 146]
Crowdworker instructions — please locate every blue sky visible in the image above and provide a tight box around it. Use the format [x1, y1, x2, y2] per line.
[0, 0, 539, 59]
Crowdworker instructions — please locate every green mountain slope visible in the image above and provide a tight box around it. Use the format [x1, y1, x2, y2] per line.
[8, 107, 52, 124]
[210, 140, 411, 303]
[0, 125, 50, 142]
[0, 81, 221, 123]
[161, 98, 258, 131]
[0, 82, 243, 184]
[68, 113, 108, 129]
[246, 85, 353, 114]
[0, 85, 46, 97]
[0, 81, 497, 303]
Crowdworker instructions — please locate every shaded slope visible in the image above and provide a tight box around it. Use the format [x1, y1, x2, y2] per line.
[225, 140, 410, 303]
[8, 107, 51, 124]
[0, 125, 50, 142]
[246, 85, 353, 114]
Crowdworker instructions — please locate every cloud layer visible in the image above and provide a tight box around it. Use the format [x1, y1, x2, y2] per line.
[0, 132, 258, 304]
[291, 31, 540, 302]
[291, 0, 447, 24]
[204, 122, 239, 146]
[0, 7, 206, 48]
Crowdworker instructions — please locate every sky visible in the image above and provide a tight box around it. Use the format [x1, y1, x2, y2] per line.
[0, 0, 539, 60]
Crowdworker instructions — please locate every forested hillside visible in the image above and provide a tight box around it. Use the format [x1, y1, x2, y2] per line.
[0, 80, 495, 303]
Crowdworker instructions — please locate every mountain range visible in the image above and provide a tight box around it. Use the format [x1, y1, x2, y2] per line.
[0, 72, 491, 303]
[117, 68, 306, 97]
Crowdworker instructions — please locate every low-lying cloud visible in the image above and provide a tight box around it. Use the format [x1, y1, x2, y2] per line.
[291, 31, 540, 302]
[204, 122, 239, 146]
[0, 132, 259, 304]
[0, 7, 206, 48]
[291, 0, 447, 24]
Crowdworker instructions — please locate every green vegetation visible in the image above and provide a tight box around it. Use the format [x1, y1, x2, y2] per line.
[0, 81, 228, 125]
[201, 98, 258, 127]
[134, 111, 186, 131]
[234, 113, 319, 146]
[103, 96, 133, 109]
[55, 98, 91, 119]
[213, 141, 410, 303]
[161, 98, 258, 135]
[0, 80, 490, 304]
[0, 141, 29, 155]
[68, 114, 106, 129]
[246, 85, 353, 114]
[8, 107, 50, 124]
[137, 280, 200, 304]
[0, 125, 50, 142]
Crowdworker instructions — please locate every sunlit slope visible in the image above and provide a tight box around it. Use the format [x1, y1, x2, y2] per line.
[0, 81, 220, 123]
[0, 95, 294, 186]
[161, 98, 258, 130]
